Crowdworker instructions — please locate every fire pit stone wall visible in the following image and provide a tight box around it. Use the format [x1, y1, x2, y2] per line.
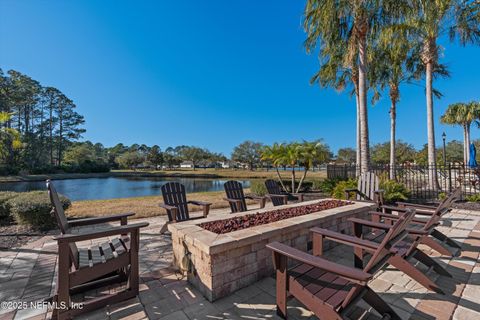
[168, 199, 375, 301]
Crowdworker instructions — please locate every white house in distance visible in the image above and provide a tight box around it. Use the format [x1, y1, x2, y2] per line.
[180, 161, 194, 169]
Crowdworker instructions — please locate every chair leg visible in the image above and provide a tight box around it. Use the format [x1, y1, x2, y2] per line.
[56, 242, 72, 320]
[388, 255, 444, 294]
[160, 222, 169, 234]
[421, 236, 455, 257]
[362, 287, 401, 320]
[431, 229, 462, 249]
[413, 250, 452, 277]
[273, 253, 287, 319]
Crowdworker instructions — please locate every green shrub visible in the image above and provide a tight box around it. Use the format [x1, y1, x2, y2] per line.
[466, 194, 480, 202]
[313, 178, 343, 193]
[438, 192, 447, 201]
[331, 179, 358, 200]
[380, 180, 411, 204]
[249, 180, 267, 196]
[0, 191, 18, 219]
[7, 191, 71, 230]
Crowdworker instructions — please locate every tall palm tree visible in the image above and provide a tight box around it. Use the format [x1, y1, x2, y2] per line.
[309, 36, 363, 175]
[404, 0, 480, 187]
[441, 102, 480, 165]
[304, 0, 397, 173]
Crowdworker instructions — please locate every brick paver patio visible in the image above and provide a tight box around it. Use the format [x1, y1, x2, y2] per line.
[1, 206, 480, 320]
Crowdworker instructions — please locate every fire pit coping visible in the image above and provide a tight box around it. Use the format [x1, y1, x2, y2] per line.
[168, 199, 376, 254]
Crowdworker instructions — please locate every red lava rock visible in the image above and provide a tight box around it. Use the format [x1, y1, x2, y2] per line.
[199, 200, 353, 234]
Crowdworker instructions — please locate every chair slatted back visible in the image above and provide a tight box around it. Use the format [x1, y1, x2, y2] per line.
[357, 172, 379, 201]
[224, 180, 247, 213]
[161, 182, 190, 222]
[424, 186, 461, 230]
[265, 179, 285, 206]
[47, 180, 80, 269]
[363, 209, 416, 274]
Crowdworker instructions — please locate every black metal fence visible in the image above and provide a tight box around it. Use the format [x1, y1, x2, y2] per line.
[327, 164, 480, 201]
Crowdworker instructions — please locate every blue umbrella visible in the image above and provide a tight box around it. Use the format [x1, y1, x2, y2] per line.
[469, 143, 478, 168]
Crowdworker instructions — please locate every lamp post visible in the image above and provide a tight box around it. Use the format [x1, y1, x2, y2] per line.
[442, 132, 447, 167]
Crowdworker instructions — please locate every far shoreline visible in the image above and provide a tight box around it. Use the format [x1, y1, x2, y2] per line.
[0, 168, 327, 183]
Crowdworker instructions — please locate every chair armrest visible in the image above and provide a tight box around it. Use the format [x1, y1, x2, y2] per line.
[406, 228, 429, 235]
[348, 217, 393, 231]
[68, 212, 134, 227]
[223, 198, 242, 204]
[344, 188, 359, 192]
[291, 193, 304, 200]
[370, 212, 429, 226]
[310, 227, 379, 251]
[396, 202, 436, 210]
[188, 200, 212, 207]
[267, 241, 372, 284]
[245, 195, 265, 201]
[54, 222, 149, 243]
[268, 194, 288, 199]
[382, 205, 434, 216]
[159, 203, 177, 211]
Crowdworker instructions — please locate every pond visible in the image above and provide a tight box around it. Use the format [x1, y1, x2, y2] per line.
[0, 177, 251, 201]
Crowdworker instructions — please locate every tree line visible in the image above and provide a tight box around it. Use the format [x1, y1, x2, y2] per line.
[0, 69, 85, 174]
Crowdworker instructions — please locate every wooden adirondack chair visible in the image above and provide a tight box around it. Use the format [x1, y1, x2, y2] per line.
[47, 180, 148, 320]
[223, 180, 266, 213]
[264, 179, 304, 206]
[267, 209, 416, 320]
[348, 215, 451, 294]
[376, 187, 462, 257]
[159, 182, 212, 234]
[345, 172, 384, 206]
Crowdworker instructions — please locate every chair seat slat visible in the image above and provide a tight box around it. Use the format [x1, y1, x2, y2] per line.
[91, 246, 103, 265]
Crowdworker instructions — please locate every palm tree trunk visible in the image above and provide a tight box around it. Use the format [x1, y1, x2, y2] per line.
[463, 125, 468, 166]
[355, 87, 361, 177]
[296, 169, 308, 193]
[425, 61, 438, 189]
[275, 167, 288, 192]
[389, 100, 396, 179]
[466, 124, 471, 164]
[291, 167, 296, 193]
[358, 34, 370, 173]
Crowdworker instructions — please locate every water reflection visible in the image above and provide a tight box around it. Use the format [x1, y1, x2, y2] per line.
[0, 177, 251, 201]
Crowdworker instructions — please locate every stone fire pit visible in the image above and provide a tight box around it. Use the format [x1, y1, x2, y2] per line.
[168, 199, 375, 301]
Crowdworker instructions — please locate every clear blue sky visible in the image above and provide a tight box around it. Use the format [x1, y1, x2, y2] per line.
[1, 0, 479, 156]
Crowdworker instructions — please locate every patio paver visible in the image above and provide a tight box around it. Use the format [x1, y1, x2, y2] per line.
[0, 207, 480, 319]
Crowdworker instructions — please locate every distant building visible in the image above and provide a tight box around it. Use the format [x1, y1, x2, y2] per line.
[180, 161, 194, 169]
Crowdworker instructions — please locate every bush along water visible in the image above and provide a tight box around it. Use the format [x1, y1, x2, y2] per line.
[4, 191, 71, 230]
[249, 180, 268, 196]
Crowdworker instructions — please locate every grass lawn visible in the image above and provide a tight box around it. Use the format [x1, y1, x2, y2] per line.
[112, 168, 327, 179]
[66, 190, 259, 219]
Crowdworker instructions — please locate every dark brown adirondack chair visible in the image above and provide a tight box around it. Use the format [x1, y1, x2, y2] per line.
[348, 215, 451, 294]
[376, 186, 462, 257]
[223, 180, 266, 213]
[47, 180, 148, 320]
[159, 182, 212, 233]
[267, 209, 416, 319]
[345, 172, 384, 206]
[264, 179, 304, 206]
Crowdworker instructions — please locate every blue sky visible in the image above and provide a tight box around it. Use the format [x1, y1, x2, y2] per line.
[1, 0, 479, 156]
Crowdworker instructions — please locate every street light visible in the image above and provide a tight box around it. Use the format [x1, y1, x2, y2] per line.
[442, 132, 447, 167]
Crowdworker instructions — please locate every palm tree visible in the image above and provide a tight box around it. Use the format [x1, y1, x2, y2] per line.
[308, 35, 363, 175]
[441, 102, 480, 165]
[304, 0, 397, 173]
[403, 0, 480, 187]
[296, 141, 331, 192]
[261, 143, 288, 191]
